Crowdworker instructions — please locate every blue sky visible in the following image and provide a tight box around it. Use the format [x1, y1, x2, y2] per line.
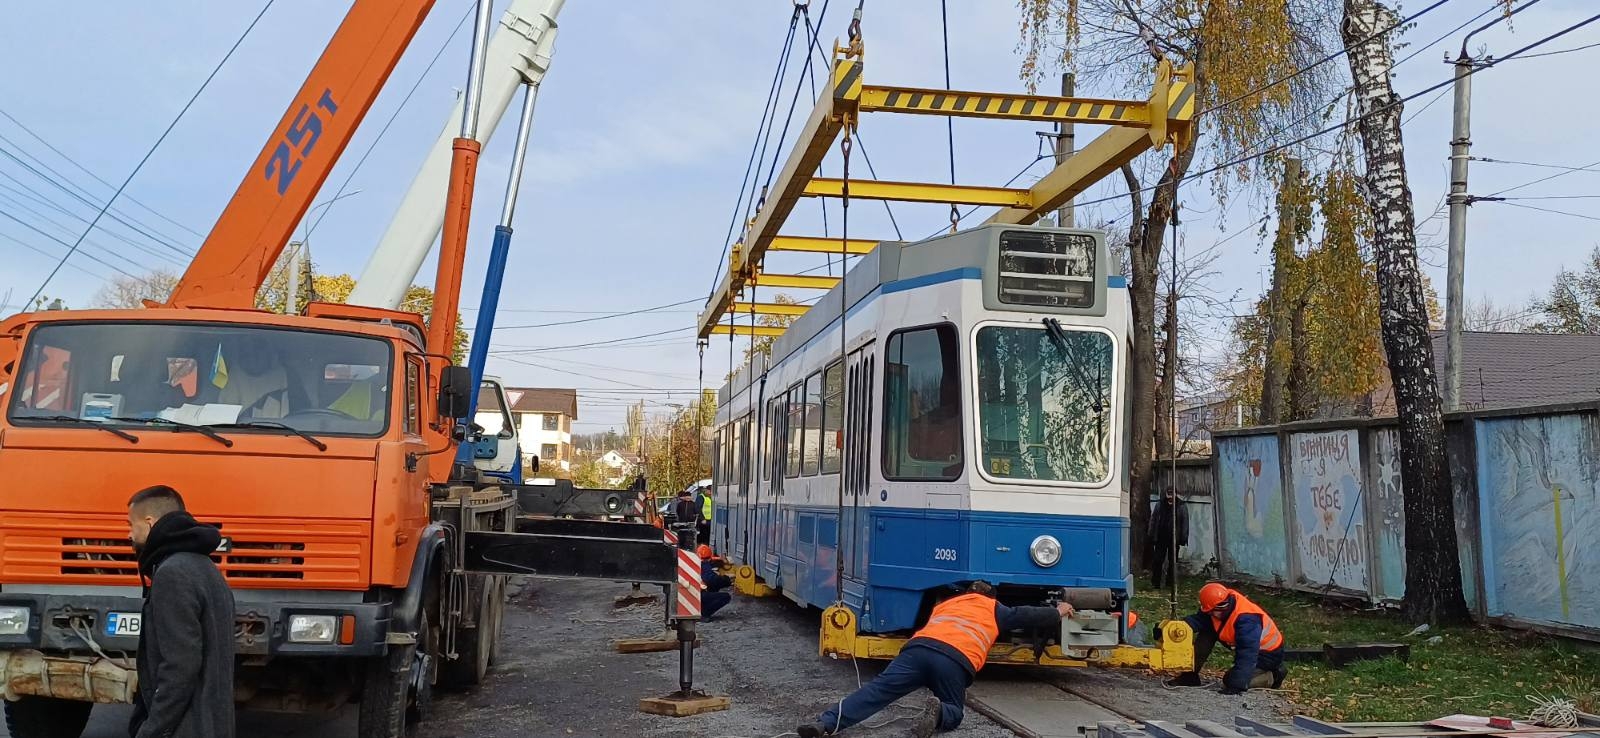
[2, 1, 1598, 432]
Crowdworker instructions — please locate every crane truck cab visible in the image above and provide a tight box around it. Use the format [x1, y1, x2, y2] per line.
[468, 376, 523, 486]
[0, 304, 511, 738]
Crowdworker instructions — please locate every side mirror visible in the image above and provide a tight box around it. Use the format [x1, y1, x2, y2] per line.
[528, 454, 540, 474]
[437, 365, 472, 419]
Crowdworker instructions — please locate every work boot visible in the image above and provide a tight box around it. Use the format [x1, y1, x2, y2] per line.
[1164, 671, 1203, 688]
[1249, 669, 1275, 689]
[914, 694, 942, 737]
[797, 724, 826, 738]
[1271, 664, 1288, 689]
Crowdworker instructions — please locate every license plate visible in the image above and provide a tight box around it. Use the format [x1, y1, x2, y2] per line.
[105, 612, 142, 636]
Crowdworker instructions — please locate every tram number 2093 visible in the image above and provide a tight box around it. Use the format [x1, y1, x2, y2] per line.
[932, 548, 959, 562]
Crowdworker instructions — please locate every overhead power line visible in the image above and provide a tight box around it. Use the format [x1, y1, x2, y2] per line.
[27, 0, 277, 305]
[494, 297, 702, 329]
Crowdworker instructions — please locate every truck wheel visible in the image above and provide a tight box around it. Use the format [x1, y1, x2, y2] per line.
[438, 577, 496, 687]
[487, 576, 507, 666]
[358, 606, 435, 738]
[3, 696, 92, 738]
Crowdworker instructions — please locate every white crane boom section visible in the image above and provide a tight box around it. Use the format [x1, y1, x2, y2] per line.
[349, 0, 562, 309]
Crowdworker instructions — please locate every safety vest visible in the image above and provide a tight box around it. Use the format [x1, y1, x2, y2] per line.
[913, 593, 1000, 671]
[699, 491, 713, 520]
[1214, 590, 1284, 652]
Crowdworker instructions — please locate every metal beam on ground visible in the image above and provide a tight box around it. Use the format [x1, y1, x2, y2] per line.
[769, 235, 879, 255]
[802, 178, 1032, 207]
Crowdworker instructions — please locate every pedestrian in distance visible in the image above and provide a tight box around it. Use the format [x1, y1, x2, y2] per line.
[797, 581, 1074, 737]
[126, 485, 236, 738]
[697, 544, 733, 621]
[1169, 582, 1287, 695]
[693, 480, 713, 546]
[1149, 487, 1189, 590]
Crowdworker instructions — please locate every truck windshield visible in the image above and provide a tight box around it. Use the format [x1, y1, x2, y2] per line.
[6, 322, 393, 437]
[975, 325, 1113, 484]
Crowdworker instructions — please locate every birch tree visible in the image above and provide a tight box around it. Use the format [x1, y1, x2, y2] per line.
[1342, 0, 1469, 623]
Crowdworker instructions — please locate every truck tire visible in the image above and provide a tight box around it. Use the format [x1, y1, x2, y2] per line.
[358, 606, 435, 738]
[487, 576, 507, 666]
[3, 696, 92, 738]
[439, 576, 499, 687]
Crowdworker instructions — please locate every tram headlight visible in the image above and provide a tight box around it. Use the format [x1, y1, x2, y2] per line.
[1029, 535, 1062, 567]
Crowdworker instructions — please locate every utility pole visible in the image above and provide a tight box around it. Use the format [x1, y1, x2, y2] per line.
[1443, 51, 1474, 411]
[1055, 73, 1076, 228]
[285, 241, 303, 315]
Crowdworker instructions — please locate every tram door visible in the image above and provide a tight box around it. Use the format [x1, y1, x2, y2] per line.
[842, 344, 875, 583]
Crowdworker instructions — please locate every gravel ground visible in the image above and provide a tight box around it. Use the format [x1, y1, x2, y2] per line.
[417, 577, 1017, 738]
[1041, 666, 1295, 724]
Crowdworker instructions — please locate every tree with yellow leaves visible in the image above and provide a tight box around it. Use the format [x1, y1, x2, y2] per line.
[1018, 0, 1345, 570]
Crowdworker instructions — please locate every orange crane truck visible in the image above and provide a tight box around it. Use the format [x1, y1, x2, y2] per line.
[0, 2, 677, 736]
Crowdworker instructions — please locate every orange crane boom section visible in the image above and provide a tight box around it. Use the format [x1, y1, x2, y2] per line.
[166, 0, 439, 309]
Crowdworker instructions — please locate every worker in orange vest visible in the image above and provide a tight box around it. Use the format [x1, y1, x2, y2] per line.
[797, 581, 1073, 737]
[1174, 583, 1287, 694]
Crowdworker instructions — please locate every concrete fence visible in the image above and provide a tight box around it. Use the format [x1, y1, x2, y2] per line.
[1206, 401, 1600, 641]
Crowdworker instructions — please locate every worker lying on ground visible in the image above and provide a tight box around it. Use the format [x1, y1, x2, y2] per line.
[1170, 582, 1287, 695]
[797, 581, 1073, 737]
[697, 544, 733, 621]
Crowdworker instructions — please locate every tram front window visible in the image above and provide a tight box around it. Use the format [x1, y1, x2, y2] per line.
[976, 325, 1113, 484]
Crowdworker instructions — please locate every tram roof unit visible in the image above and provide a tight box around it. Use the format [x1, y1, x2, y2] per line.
[697, 37, 1194, 344]
[717, 223, 1113, 405]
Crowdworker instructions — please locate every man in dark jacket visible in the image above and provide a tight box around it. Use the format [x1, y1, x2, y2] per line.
[1149, 488, 1189, 590]
[798, 581, 1072, 736]
[697, 544, 733, 621]
[126, 485, 236, 738]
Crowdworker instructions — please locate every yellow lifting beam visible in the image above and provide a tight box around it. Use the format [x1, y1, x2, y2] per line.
[696, 44, 1193, 340]
[750, 273, 839, 291]
[710, 324, 789, 338]
[770, 235, 878, 255]
[732, 301, 810, 317]
[803, 178, 1033, 207]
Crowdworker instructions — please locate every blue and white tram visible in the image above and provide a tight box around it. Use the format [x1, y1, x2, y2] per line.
[710, 223, 1132, 637]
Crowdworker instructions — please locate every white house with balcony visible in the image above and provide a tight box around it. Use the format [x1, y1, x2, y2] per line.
[498, 387, 577, 473]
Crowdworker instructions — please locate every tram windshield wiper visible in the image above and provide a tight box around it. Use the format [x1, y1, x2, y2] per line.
[212, 421, 327, 451]
[31, 415, 139, 444]
[110, 417, 234, 448]
[1041, 317, 1070, 351]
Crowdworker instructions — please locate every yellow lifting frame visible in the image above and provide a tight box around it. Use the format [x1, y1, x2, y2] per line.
[731, 301, 810, 317]
[710, 324, 789, 338]
[818, 604, 1196, 672]
[696, 46, 1192, 339]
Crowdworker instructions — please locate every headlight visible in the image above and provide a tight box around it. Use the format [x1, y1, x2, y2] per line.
[1029, 535, 1062, 567]
[0, 606, 28, 635]
[288, 614, 338, 644]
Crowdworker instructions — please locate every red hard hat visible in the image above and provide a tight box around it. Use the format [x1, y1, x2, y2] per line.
[696, 544, 715, 559]
[1198, 582, 1231, 613]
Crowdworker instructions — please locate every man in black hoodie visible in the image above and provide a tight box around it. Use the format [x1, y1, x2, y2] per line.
[126, 485, 236, 738]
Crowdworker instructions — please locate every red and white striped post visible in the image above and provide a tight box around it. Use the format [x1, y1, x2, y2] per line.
[669, 521, 701, 695]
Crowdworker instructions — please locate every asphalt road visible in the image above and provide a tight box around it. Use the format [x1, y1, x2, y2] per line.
[5, 577, 1288, 737]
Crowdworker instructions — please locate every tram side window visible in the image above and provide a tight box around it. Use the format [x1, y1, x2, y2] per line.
[785, 385, 803, 479]
[821, 362, 843, 474]
[802, 371, 822, 476]
[883, 324, 962, 480]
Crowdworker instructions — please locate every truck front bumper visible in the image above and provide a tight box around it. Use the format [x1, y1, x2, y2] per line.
[0, 592, 393, 658]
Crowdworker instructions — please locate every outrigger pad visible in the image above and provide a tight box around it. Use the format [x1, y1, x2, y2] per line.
[638, 692, 732, 717]
[613, 636, 700, 654]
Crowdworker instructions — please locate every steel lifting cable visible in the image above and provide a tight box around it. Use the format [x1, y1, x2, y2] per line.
[697, 340, 707, 499]
[940, 0, 959, 233]
[834, 115, 854, 607]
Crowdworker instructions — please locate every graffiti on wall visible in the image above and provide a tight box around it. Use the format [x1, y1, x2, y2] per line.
[1479, 415, 1599, 630]
[1371, 429, 1406, 601]
[1291, 430, 1368, 592]
[1215, 435, 1289, 583]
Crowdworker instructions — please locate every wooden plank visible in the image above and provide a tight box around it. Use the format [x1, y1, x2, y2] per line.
[637, 693, 732, 717]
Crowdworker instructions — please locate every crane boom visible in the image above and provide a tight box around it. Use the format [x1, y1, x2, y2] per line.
[349, 0, 562, 310]
[166, 0, 439, 309]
